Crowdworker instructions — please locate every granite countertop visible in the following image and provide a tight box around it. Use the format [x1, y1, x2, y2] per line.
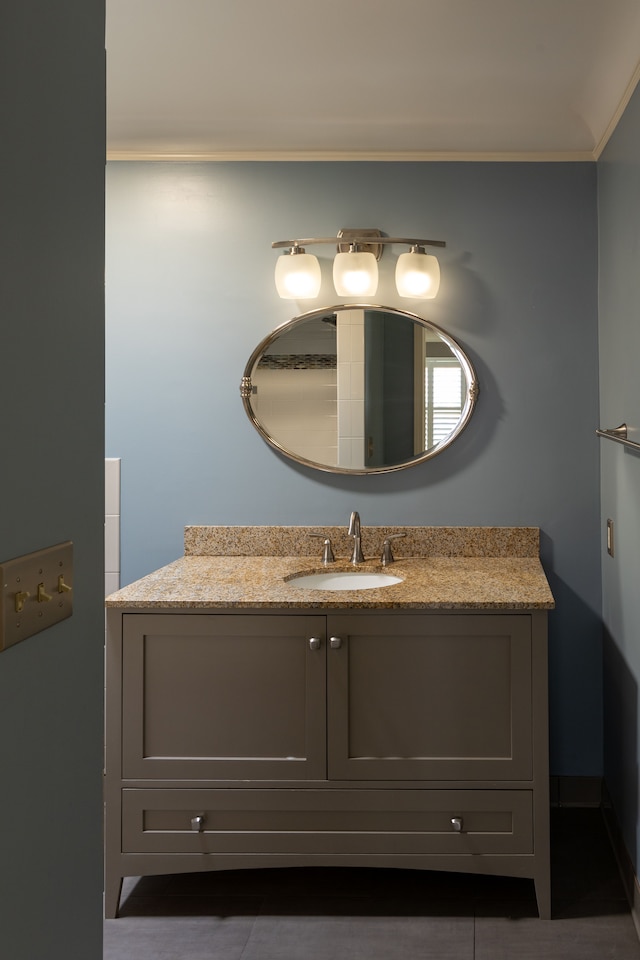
[105, 526, 555, 611]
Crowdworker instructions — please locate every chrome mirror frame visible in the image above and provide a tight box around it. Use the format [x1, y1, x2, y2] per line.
[240, 304, 479, 475]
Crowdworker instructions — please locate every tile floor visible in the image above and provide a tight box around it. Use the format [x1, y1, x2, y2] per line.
[104, 808, 640, 959]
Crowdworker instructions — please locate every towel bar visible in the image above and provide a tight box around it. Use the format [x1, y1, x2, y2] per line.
[596, 423, 640, 452]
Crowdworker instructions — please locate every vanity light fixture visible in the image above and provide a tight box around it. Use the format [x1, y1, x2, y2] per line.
[395, 245, 441, 299]
[272, 229, 445, 300]
[274, 243, 322, 300]
[333, 243, 379, 296]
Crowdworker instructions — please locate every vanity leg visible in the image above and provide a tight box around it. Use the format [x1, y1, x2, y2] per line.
[104, 874, 122, 920]
[534, 872, 551, 920]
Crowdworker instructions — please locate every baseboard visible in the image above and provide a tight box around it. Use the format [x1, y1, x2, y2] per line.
[549, 775, 603, 807]
[601, 783, 640, 943]
[549, 778, 640, 941]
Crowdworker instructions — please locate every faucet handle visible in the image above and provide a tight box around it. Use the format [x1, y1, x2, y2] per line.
[308, 533, 335, 564]
[380, 533, 406, 566]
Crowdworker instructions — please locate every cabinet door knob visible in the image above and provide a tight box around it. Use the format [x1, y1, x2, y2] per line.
[451, 817, 463, 832]
[309, 637, 322, 651]
[191, 815, 205, 832]
[330, 636, 342, 649]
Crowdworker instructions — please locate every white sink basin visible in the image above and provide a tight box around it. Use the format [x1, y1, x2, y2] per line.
[288, 571, 403, 591]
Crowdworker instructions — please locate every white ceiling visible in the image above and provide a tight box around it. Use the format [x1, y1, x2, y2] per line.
[106, 0, 640, 160]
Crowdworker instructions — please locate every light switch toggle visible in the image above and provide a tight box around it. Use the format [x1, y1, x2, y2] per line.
[15, 591, 30, 613]
[37, 583, 52, 603]
[57, 575, 72, 594]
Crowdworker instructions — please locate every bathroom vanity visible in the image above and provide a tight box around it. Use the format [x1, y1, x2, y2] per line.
[104, 525, 554, 919]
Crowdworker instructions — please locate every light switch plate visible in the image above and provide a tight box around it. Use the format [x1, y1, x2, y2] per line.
[0, 541, 73, 652]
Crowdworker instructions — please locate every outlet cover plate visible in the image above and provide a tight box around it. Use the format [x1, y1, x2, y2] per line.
[0, 541, 74, 652]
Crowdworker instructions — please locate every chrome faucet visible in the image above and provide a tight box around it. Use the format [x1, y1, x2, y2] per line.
[348, 510, 365, 564]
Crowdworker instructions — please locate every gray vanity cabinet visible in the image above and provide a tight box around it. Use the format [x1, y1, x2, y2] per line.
[105, 608, 550, 921]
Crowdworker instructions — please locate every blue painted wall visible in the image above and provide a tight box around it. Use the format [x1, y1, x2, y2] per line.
[106, 160, 601, 776]
[598, 82, 640, 871]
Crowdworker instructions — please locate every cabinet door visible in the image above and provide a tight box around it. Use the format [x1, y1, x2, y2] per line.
[327, 614, 532, 781]
[122, 614, 326, 780]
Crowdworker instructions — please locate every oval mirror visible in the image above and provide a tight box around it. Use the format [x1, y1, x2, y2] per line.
[240, 304, 478, 475]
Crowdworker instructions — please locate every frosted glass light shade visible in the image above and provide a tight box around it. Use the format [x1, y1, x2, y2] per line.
[395, 251, 440, 299]
[275, 250, 321, 299]
[333, 250, 378, 296]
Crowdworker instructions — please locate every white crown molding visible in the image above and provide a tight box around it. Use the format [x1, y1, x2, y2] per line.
[593, 58, 640, 160]
[106, 149, 596, 163]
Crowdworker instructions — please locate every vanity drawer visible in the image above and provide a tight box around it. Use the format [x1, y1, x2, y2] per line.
[122, 788, 533, 856]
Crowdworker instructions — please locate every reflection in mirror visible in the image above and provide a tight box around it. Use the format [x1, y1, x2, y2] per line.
[241, 306, 478, 475]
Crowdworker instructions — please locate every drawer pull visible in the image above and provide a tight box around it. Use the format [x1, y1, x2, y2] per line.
[190, 814, 205, 832]
[330, 636, 343, 649]
[309, 637, 321, 651]
[451, 817, 463, 832]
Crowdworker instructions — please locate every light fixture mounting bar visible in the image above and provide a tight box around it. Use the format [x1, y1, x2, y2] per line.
[272, 236, 446, 250]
